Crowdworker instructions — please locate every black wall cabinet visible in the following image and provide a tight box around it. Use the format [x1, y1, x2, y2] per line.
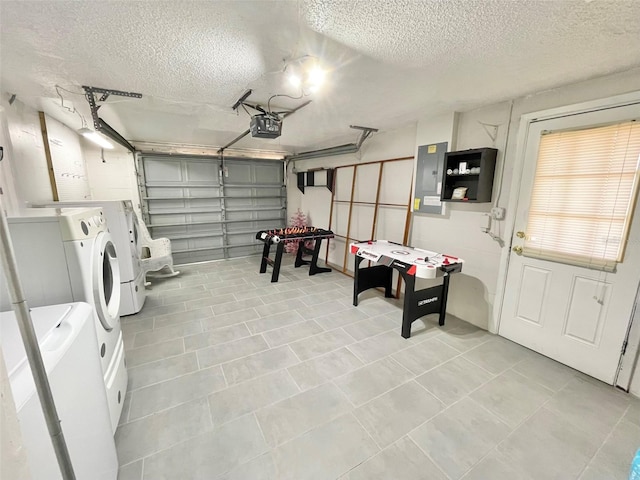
[441, 148, 497, 203]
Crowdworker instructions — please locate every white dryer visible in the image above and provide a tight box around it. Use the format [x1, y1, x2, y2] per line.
[0, 208, 127, 432]
[0, 302, 118, 479]
[31, 200, 146, 316]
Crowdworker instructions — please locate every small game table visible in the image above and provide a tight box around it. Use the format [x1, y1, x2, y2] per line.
[350, 240, 463, 338]
[256, 227, 334, 282]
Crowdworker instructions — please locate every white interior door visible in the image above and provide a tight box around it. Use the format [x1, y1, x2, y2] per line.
[500, 103, 640, 384]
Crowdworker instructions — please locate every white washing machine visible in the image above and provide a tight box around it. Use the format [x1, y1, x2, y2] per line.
[0, 208, 127, 432]
[31, 200, 146, 316]
[0, 302, 118, 479]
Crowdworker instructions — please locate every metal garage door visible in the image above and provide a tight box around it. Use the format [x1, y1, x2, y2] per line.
[138, 154, 286, 265]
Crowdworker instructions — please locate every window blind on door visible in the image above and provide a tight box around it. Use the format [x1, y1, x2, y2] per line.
[524, 120, 640, 271]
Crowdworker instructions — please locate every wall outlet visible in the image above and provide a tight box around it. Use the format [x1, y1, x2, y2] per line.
[491, 207, 505, 220]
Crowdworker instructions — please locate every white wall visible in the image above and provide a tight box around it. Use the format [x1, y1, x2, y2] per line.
[0, 102, 21, 215]
[2, 96, 52, 208]
[44, 115, 91, 201]
[83, 145, 141, 212]
[415, 111, 459, 151]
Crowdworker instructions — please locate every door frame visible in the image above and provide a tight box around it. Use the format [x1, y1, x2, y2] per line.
[494, 90, 640, 388]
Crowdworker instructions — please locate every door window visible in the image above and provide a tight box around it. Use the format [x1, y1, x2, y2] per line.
[524, 121, 640, 271]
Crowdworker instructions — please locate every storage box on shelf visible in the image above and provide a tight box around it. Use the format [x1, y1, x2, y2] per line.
[441, 148, 497, 203]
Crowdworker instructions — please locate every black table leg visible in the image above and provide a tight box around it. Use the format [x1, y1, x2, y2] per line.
[439, 272, 450, 326]
[260, 242, 271, 274]
[271, 241, 285, 282]
[353, 255, 363, 306]
[401, 273, 416, 339]
[294, 240, 307, 268]
[309, 239, 331, 275]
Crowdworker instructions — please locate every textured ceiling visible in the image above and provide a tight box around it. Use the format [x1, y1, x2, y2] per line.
[1, 0, 640, 154]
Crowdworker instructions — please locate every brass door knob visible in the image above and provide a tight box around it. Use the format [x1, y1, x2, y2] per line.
[516, 231, 526, 239]
[512, 245, 523, 255]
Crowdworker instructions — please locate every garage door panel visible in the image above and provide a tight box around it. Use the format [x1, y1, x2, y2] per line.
[152, 224, 224, 237]
[227, 232, 257, 246]
[224, 187, 252, 196]
[189, 212, 224, 223]
[184, 161, 219, 182]
[170, 238, 190, 252]
[145, 160, 183, 182]
[172, 236, 224, 254]
[225, 186, 283, 197]
[192, 235, 224, 250]
[147, 199, 185, 211]
[148, 213, 189, 225]
[188, 198, 222, 208]
[255, 164, 282, 183]
[185, 224, 224, 235]
[226, 219, 279, 232]
[226, 163, 252, 183]
[226, 197, 282, 208]
[184, 187, 220, 196]
[146, 187, 183, 198]
[226, 209, 284, 222]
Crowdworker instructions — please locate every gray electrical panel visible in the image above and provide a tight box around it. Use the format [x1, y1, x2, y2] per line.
[414, 142, 447, 215]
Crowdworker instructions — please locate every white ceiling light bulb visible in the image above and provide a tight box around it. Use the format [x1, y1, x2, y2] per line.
[284, 55, 328, 93]
[306, 65, 326, 89]
[77, 127, 114, 149]
[288, 72, 302, 88]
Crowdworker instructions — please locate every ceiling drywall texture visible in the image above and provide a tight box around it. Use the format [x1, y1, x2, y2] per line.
[1, 0, 639, 154]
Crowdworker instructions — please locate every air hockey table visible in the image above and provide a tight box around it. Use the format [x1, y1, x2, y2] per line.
[256, 227, 334, 282]
[350, 240, 463, 338]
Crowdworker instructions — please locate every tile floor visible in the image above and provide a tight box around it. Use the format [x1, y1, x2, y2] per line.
[116, 255, 640, 480]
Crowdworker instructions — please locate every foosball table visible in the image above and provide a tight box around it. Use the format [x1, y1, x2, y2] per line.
[350, 240, 464, 338]
[255, 227, 335, 282]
